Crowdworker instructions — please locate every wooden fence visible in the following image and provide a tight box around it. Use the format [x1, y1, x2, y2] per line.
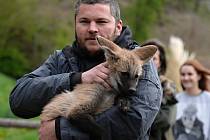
[0, 118, 40, 129]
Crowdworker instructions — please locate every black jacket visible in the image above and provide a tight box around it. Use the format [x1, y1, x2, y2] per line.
[10, 26, 162, 140]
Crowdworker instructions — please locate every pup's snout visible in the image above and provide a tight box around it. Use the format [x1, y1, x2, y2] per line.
[128, 88, 136, 94]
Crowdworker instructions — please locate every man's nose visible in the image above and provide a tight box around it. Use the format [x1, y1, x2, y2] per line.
[88, 22, 98, 34]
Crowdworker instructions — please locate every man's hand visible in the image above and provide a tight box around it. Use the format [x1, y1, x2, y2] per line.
[82, 62, 111, 89]
[39, 120, 57, 140]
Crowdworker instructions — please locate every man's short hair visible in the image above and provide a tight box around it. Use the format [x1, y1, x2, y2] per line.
[74, 0, 121, 22]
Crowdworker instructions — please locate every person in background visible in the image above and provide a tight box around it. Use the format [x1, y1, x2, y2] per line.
[141, 39, 177, 140]
[173, 59, 210, 140]
[9, 0, 162, 140]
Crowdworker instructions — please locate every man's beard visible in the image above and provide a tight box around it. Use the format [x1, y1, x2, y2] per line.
[75, 25, 119, 48]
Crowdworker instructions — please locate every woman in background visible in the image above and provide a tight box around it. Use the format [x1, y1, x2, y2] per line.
[173, 59, 210, 140]
[141, 39, 177, 140]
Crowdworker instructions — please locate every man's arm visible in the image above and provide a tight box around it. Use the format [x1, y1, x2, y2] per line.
[9, 50, 72, 118]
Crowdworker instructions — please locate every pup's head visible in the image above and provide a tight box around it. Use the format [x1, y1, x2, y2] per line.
[96, 36, 157, 94]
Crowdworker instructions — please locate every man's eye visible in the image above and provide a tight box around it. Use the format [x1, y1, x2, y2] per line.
[97, 21, 108, 24]
[79, 20, 89, 24]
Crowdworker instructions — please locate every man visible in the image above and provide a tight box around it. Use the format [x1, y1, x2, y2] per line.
[9, 0, 162, 139]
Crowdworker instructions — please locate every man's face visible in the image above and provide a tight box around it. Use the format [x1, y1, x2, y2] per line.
[75, 3, 122, 54]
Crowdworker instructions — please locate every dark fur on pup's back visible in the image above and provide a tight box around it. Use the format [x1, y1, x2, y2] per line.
[40, 36, 157, 121]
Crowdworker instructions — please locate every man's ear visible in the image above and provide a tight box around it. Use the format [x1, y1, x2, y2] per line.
[96, 36, 120, 61]
[132, 45, 157, 63]
[115, 20, 123, 36]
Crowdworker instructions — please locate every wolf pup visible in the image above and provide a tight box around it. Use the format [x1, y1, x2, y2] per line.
[40, 36, 157, 121]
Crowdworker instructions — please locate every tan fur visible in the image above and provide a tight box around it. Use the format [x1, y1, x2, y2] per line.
[40, 36, 157, 121]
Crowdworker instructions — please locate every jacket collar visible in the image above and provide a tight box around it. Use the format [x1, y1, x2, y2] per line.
[114, 26, 134, 49]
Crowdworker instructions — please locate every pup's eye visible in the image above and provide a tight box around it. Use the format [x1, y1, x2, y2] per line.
[121, 72, 129, 77]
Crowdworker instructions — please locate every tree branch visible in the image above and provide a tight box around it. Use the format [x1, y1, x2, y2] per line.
[0, 118, 40, 129]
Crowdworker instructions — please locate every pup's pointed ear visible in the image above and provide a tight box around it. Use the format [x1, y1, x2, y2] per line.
[132, 45, 157, 63]
[96, 35, 120, 61]
[96, 35, 121, 52]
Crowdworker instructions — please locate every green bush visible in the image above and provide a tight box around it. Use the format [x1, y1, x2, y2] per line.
[121, 0, 165, 42]
[0, 73, 38, 139]
[0, 73, 15, 117]
[0, 128, 37, 140]
[0, 0, 74, 78]
[0, 48, 29, 78]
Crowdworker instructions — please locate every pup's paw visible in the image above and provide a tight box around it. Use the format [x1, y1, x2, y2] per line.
[119, 99, 130, 112]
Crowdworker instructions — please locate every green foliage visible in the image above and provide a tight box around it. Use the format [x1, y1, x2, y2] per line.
[0, 73, 15, 117]
[166, 0, 195, 9]
[165, 0, 204, 12]
[122, 0, 165, 41]
[0, 128, 37, 140]
[0, 73, 37, 139]
[0, 48, 29, 78]
[0, 0, 74, 78]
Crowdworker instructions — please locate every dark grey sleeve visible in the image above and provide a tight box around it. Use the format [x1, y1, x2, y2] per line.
[9, 51, 72, 118]
[57, 60, 162, 140]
